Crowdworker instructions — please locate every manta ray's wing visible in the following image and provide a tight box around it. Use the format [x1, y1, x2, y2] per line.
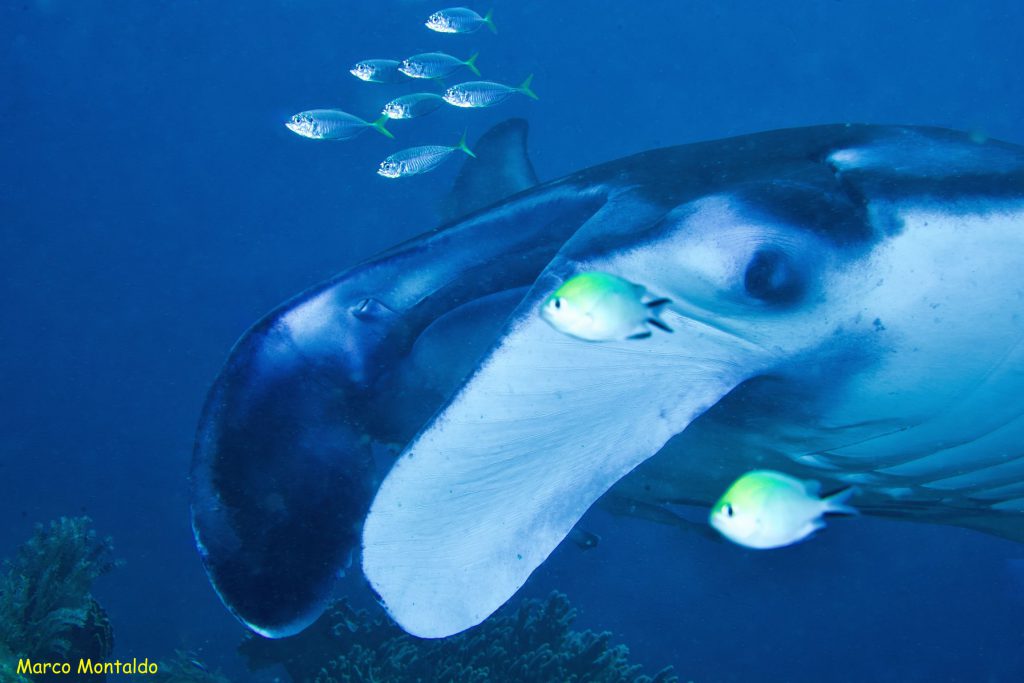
[191, 123, 604, 637]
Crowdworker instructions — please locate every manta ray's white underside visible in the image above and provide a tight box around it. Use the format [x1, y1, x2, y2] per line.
[363, 190, 1024, 638]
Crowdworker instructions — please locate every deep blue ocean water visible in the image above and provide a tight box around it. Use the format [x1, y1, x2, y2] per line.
[2, 1, 1023, 681]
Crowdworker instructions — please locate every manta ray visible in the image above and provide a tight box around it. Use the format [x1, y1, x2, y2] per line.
[191, 121, 1024, 640]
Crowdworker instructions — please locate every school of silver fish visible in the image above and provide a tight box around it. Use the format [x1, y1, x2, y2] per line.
[284, 7, 537, 179]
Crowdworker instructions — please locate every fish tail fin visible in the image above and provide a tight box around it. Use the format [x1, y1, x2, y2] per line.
[483, 9, 497, 33]
[456, 130, 477, 159]
[647, 318, 673, 333]
[465, 52, 481, 76]
[518, 74, 538, 100]
[823, 486, 860, 516]
[370, 114, 395, 140]
[646, 298, 673, 333]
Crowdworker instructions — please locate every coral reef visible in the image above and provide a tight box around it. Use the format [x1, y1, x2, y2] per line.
[154, 650, 231, 683]
[0, 642, 32, 683]
[0, 517, 117, 678]
[240, 592, 678, 683]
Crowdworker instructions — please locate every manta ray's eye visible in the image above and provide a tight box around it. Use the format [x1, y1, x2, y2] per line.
[744, 249, 803, 304]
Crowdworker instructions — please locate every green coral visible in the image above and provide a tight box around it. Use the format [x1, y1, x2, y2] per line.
[0, 642, 31, 683]
[0, 517, 116, 665]
[154, 650, 231, 683]
[240, 592, 678, 683]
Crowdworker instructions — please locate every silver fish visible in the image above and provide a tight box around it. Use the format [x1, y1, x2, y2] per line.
[425, 7, 495, 34]
[382, 93, 448, 120]
[377, 132, 475, 179]
[399, 52, 481, 80]
[350, 59, 407, 84]
[442, 75, 537, 108]
[285, 110, 394, 140]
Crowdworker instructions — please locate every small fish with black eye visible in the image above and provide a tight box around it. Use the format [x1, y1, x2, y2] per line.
[540, 272, 673, 342]
[709, 470, 858, 549]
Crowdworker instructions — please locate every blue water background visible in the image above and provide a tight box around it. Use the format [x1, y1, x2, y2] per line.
[2, 1, 1023, 680]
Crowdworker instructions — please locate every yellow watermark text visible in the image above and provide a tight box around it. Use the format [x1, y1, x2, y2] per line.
[17, 658, 159, 676]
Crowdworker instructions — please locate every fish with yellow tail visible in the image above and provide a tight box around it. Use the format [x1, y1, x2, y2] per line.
[540, 272, 672, 342]
[443, 75, 537, 108]
[285, 110, 393, 141]
[400, 52, 481, 80]
[710, 470, 858, 550]
[377, 131, 475, 179]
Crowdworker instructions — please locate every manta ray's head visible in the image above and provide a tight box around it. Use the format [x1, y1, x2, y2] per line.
[195, 123, 1024, 641]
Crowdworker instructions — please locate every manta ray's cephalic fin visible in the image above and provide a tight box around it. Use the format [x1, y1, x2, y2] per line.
[192, 139, 604, 637]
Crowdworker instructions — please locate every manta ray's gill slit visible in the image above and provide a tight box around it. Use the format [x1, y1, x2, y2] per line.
[780, 203, 1024, 492]
[969, 479, 1024, 502]
[878, 410, 1024, 481]
[991, 497, 1024, 513]
[922, 453, 1024, 493]
[808, 413, 1024, 483]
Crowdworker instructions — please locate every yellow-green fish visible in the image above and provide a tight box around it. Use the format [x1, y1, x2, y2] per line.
[710, 470, 858, 549]
[539, 272, 672, 342]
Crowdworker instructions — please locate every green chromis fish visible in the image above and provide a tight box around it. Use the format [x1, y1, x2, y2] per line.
[399, 52, 480, 80]
[350, 59, 408, 83]
[443, 75, 537, 108]
[425, 7, 495, 34]
[377, 131, 475, 179]
[382, 93, 447, 120]
[539, 272, 672, 342]
[285, 110, 394, 141]
[710, 470, 858, 550]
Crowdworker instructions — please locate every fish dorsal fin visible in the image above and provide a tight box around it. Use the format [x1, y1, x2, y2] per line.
[440, 118, 539, 223]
